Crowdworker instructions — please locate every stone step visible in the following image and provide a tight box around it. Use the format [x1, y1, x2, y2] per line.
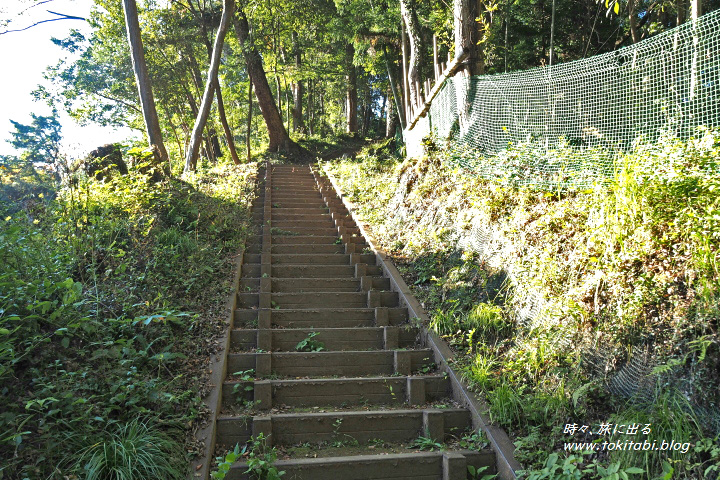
[272, 213, 332, 221]
[230, 326, 418, 351]
[216, 408, 471, 447]
[223, 374, 450, 410]
[240, 277, 359, 293]
[272, 220, 336, 230]
[272, 226, 338, 236]
[270, 264, 384, 277]
[241, 262, 379, 278]
[234, 291, 398, 309]
[270, 206, 330, 214]
[271, 194, 324, 200]
[271, 253, 350, 265]
[227, 349, 435, 377]
[271, 244, 345, 254]
[224, 450, 495, 480]
[272, 235, 340, 245]
[236, 292, 369, 309]
[233, 307, 408, 329]
[270, 277, 389, 292]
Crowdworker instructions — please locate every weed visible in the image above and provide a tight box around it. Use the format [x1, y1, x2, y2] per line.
[329, 418, 359, 447]
[211, 443, 242, 479]
[463, 353, 498, 392]
[488, 383, 524, 427]
[467, 465, 497, 480]
[368, 438, 386, 447]
[417, 358, 436, 375]
[384, 380, 397, 401]
[408, 435, 444, 451]
[295, 331, 325, 352]
[241, 433, 285, 480]
[518, 452, 644, 480]
[459, 430, 489, 451]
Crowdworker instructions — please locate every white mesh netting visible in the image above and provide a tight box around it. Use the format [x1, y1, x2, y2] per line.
[404, 9, 720, 189]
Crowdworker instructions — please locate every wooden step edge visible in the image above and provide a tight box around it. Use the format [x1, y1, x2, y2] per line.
[223, 450, 496, 480]
[316, 167, 522, 480]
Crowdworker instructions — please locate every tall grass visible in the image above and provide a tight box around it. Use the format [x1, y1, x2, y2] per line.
[64, 418, 186, 480]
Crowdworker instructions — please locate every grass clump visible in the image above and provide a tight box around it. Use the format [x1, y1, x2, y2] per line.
[63, 418, 185, 480]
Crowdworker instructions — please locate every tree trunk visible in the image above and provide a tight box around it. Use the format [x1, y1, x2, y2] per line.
[215, 76, 241, 164]
[182, 48, 218, 160]
[308, 78, 315, 135]
[361, 74, 371, 136]
[345, 43, 358, 134]
[385, 91, 397, 138]
[454, 0, 480, 136]
[454, 0, 480, 75]
[292, 32, 305, 133]
[549, 0, 557, 63]
[247, 76, 253, 162]
[400, 0, 421, 112]
[628, 0, 640, 44]
[383, 45, 406, 129]
[191, 26, 240, 165]
[676, 0, 686, 25]
[233, 10, 309, 158]
[184, 0, 234, 172]
[122, 0, 169, 175]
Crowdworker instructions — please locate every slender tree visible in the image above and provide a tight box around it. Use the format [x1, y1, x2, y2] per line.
[400, 0, 421, 112]
[122, 0, 169, 174]
[184, 0, 234, 171]
[345, 43, 358, 133]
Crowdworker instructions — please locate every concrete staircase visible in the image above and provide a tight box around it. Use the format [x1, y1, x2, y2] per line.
[212, 164, 497, 480]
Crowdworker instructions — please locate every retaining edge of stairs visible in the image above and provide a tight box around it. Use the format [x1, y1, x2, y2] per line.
[316, 165, 522, 480]
[190, 167, 265, 480]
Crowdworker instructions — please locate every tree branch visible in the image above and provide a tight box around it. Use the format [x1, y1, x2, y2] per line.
[0, 10, 85, 35]
[94, 92, 142, 114]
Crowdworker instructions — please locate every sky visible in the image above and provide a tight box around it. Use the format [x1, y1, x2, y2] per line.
[0, 0, 136, 159]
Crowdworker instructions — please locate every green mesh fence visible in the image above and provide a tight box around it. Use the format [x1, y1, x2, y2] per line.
[404, 9, 720, 189]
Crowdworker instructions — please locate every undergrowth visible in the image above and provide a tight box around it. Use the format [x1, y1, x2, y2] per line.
[0, 158, 259, 478]
[323, 130, 720, 478]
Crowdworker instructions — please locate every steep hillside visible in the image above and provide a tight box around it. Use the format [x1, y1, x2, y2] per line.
[323, 133, 720, 478]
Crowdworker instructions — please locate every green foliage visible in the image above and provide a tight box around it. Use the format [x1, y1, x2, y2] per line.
[62, 418, 186, 480]
[232, 369, 256, 408]
[211, 436, 285, 480]
[242, 433, 285, 480]
[211, 443, 243, 480]
[459, 430, 490, 451]
[8, 110, 63, 167]
[467, 464, 497, 480]
[518, 453, 644, 480]
[0, 161, 258, 477]
[408, 435, 444, 451]
[325, 132, 720, 477]
[295, 331, 325, 352]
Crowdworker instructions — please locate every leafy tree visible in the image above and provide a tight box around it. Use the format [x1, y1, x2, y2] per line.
[8, 110, 63, 169]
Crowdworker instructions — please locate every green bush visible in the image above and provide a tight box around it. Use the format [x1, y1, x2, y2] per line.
[0, 161, 259, 478]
